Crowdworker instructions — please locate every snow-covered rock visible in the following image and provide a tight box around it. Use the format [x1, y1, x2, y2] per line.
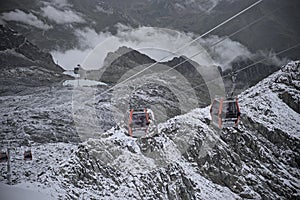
[0, 61, 299, 199]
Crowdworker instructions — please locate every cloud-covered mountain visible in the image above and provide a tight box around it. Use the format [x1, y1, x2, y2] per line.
[0, 0, 299, 60]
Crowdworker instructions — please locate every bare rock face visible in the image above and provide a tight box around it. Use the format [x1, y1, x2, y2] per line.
[272, 61, 300, 113]
[0, 25, 62, 72]
[222, 56, 281, 96]
[0, 25, 71, 95]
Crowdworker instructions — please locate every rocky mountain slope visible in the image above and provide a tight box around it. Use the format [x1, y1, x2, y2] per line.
[0, 60, 299, 199]
[87, 46, 280, 109]
[0, 25, 70, 95]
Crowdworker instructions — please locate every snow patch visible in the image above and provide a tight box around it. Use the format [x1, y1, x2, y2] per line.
[63, 79, 107, 87]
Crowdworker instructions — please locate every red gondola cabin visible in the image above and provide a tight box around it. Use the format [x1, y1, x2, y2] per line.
[24, 150, 32, 161]
[0, 151, 8, 163]
[210, 97, 241, 129]
[128, 108, 151, 138]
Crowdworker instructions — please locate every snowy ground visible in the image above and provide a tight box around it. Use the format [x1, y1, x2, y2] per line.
[240, 61, 300, 139]
[63, 79, 107, 87]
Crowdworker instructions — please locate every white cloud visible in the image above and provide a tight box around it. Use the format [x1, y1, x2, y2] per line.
[51, 48, 91, 70]
[41, 5, 85, 24]
[198, 35, 252, 69]
[42, 0, 72, 9]
[51, 25, 214, 70]
[75, 27, 112, 49]
[51, 24, 253, 71]
[1, 9, 52, 30]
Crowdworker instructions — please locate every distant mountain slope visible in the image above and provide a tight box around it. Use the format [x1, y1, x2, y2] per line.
[0, 25, 62, 72]
[87, 46, 282, 110]
[0, 25, 70, 95]
[85, 46, 212, 117]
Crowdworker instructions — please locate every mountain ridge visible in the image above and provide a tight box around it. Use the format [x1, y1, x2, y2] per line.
[0, 25, 71, 95]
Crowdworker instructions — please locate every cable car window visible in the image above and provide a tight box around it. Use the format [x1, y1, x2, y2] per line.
[24, 150, 32, 160]
[224, 101, 237, 118]
[132, 113, 147, 128]
[212, 100, 220, 115]
[0, 152, 8, 162]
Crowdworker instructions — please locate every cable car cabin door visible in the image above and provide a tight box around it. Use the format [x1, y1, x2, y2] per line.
[210, 99, 222, 129]
[221, 100, 240, 128]
[210, 98, 240, 129]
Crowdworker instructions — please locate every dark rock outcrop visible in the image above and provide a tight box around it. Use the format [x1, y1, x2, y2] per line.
[0, 25, 71, 95]
[223, 57, 281, 95]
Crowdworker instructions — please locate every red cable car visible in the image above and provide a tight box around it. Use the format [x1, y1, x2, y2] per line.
[210, 97, 241, 129]
[24, 150, 32, 161]
[128, 108, 152, 138]
[0, 151, 8, 163]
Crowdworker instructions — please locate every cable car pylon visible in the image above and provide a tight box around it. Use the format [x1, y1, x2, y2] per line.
[0, 139, 33, 185]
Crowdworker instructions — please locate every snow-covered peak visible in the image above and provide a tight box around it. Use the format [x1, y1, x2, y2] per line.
[273, 60, 300, 87]
[240, 60, 300, 139]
